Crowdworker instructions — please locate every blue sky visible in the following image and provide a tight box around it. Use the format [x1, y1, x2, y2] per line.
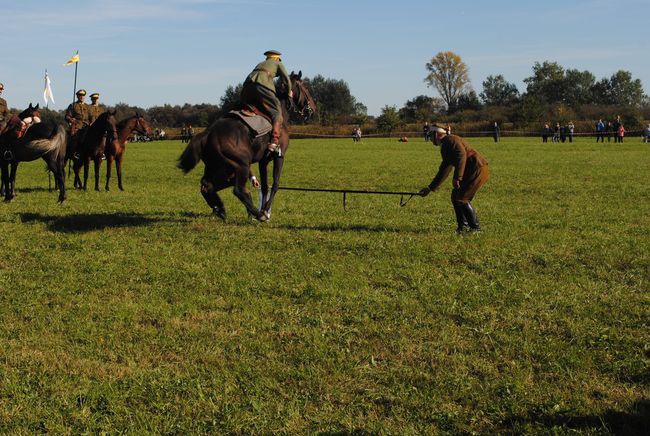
[1, 0, 647, 115]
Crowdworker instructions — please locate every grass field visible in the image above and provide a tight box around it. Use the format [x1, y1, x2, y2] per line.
[0, 136, 648, 433]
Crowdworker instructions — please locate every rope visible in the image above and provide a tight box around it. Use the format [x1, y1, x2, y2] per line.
[278, 186, 421, 210]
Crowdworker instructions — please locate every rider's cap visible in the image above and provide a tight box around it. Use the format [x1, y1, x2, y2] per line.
[76, 89, 87, 96]
[264, 50, 282, 59]
[432, 125, 447, 134]
[90, 93, 100, 99]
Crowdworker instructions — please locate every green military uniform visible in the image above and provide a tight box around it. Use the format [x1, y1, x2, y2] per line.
[241, 51, 292, 147]
[66, 101, 90, 129]
[88, 103, 103, 125]
[0, 96, 8, 130]
[425, 133, 489, 232]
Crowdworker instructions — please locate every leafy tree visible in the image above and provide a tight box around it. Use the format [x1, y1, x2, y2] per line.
[219, 83, 243, 114]
[425, 51, 470, 111]
[563, 69, 596, 105]
[453, 90, 482, 112]
[352, 102, 368, 125]
[376, 105, 401, 135]
[480, 75, 519, 106]
[608, 70, 644, 106]
[304, 75, 357, 124]
[523, 61, 566, 104]
[399, 95, 444, 122]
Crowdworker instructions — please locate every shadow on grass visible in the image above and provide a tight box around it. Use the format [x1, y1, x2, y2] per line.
[19, 212, 174, 233]
[504, 399, 650, 434]
[278, 222, 427, 234]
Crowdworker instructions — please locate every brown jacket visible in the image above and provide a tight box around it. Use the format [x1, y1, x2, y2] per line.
[0, 97, 8, 122]
[428, 134, 488, 191]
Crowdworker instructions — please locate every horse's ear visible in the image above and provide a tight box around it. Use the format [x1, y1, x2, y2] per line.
[298, 71, 302, 79]
[134, 111, 140, 117]
[28, 103, 33, 109]
[34, 103, 39, 110]
[291, 70, 294, 76]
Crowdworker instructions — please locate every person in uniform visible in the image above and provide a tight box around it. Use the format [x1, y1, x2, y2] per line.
[66, 89, 90, 132]
[0, 83, 9, 132]
[418, 126, 489, 233]
[87, 92, 104, 125]
[240, 50, 292, 157]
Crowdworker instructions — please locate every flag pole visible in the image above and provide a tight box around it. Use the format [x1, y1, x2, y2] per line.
[72, 50, 78, 103]
[45, 69, 49, 109]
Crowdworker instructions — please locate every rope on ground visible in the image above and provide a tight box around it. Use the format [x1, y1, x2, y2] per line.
[278, 186, 421, 210]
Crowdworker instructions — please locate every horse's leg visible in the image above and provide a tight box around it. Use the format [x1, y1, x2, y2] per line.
[1, 160, 9, 201]
[71, 158, 81, 189]
[94, 157, 101, 191]
[258, 159, 269, 211]
[45, 155, 66, 203]
[116, 153, 124, 191]
[81, 158, 90, 190]
[9, 162, 18, 199]
[200, 171, 231, 220]
[232, 166, 262, 220]
[105, 155, 113, 191]
[261, 156, 285, 218]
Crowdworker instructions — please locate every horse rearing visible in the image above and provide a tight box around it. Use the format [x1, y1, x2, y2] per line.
[178, 71, 316, 221]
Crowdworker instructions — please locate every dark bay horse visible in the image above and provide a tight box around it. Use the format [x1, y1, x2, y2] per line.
[71, 110, 118, 191]
[0, 104, 67, 203]
[178, 71, 316, 221]
[105, 113, 152, 191]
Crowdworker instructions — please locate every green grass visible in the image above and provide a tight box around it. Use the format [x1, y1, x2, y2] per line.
[0, 136, 648, 434]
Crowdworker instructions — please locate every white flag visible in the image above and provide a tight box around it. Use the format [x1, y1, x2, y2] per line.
[43, 71, 55, 105]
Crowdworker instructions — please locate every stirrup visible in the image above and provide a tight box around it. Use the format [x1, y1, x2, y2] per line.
[3, 150, 13, 161]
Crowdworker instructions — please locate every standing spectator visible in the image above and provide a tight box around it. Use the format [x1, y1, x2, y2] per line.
[568, 121, 575, 143]
[355, 127, 362, 142]
[188, 125, 194, 141]
[423, 122, 430, 141]
[492, 121, 500, 143]
[595, 119, 605, 142]
[553, 122, 561, 143]
[644, 124, 650, 143]
[606, 121, 613, 142]
[180, 126, 187, 143]
[560, 124, 567, 143]
[617, 123, 625, 143]
[0, 83, 9, 132]
[612, 117, 621, 143]
[542, 122, 550, 143]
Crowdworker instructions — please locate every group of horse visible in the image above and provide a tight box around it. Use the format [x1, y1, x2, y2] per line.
[0, 71, 316, 223]
[0, 105, 152, 203]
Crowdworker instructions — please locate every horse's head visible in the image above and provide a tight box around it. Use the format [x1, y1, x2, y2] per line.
[289, 71, 316, 120]
[100, 110, 119, 140]
[133, 112, 153, 136]
[17, 103, 41, 126]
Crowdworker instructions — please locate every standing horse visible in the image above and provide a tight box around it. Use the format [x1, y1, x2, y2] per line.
[105, 113, 152, 191]
[0, 104, 67, 203]
[177, 71, 315, 221]
[71, 110, 118, 191]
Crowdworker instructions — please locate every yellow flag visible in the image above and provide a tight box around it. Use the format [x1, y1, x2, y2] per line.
[64, 53, 79, 66]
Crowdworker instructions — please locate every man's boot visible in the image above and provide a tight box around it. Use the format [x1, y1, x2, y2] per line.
[268, 119, 282, 157]
[461, 202, 481, 232]
[453, 202, 469, 234]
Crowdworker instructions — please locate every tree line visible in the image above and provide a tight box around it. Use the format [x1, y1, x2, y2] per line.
[28, 52, 648, 132]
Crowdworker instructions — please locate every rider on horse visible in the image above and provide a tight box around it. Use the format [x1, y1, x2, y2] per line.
[66, 89, 90, 153]
[0, 83, 9, 132]
[240, 50, 292, 157]
[87, 92, 104, 125]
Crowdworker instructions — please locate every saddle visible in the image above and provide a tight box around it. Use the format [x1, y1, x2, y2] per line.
[225, 107, 272, 138]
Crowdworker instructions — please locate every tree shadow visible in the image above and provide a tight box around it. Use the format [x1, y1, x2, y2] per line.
[277, 222, 427, 234]
[504, 399, 650, 434]
[19, 212, 175, 233]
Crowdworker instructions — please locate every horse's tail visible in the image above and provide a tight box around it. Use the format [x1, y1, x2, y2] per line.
[25, 124, 67, 160]
[177, 129, 208, 173]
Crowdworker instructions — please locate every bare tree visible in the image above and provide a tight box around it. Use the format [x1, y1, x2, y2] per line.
[425, 51, 470, 110]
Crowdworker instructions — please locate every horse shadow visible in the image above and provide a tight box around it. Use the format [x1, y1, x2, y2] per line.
[20, 212, 173, 233]
[504, 399, 649, 434]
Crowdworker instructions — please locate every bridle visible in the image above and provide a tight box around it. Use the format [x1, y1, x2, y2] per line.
[289, 80, 314, 120]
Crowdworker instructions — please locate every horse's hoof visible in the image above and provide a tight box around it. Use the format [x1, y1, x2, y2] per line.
[212, 208, 226, 221]
[257, 211, 270, 222]
[105, 187, 110, 192]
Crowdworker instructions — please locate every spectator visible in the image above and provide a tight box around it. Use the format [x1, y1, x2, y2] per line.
[542, 122, 550, 143]
[180, 126, 187, 143]
[617, 123, 625, 143]
[568, 121, 575, 143]
[492, 121, 500, 143]
[423, 122, 430, 141]
[352, 126, 362, 142]
[612, 117, 621, 143]
[644, 124, 650, 143]
[553, 122, 560, 143]
[560, 125, 567, 143]
[187, 125, 194, 142]
[595, 119, 605, 142]
[606, 121, 613, 142]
